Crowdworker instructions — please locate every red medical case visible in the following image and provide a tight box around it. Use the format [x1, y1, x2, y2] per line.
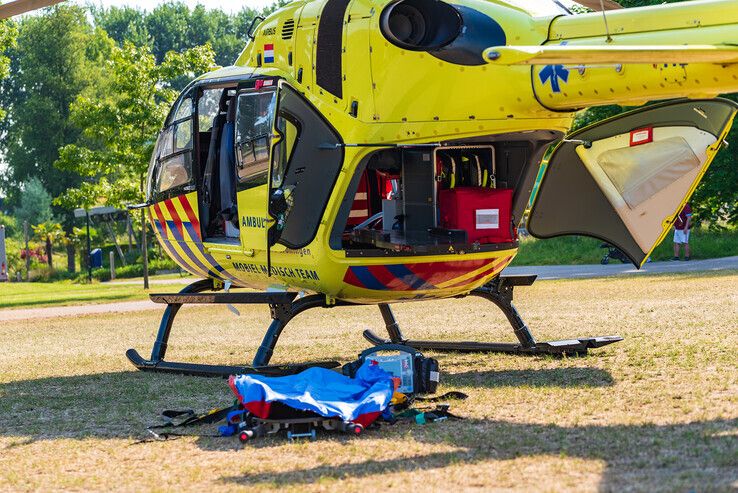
[438, 187, 515, 244]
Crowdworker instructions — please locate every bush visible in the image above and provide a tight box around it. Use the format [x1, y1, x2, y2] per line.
[0, 212, 19, 239]
[75, 254, 183, 282]
[514, 226, 738, 266]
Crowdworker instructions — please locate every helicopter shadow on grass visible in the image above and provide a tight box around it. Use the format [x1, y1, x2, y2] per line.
[0, 371, 232, 446]
[0, 365, 613, 446]
[4, 370, 735, 491]
[444, 367, 615, 388]
[220, 417, 738, 492]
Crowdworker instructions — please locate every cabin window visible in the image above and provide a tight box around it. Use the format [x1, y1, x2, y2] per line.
[235, 90, 276, 188]
[172, 96, 193, 122]
[198, 88, 224, 132]
[272, 114, 300, 189]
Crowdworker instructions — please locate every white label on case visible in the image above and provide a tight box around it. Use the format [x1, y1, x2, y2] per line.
[476, 209, 499, 230]
[430, 371, 440, 382]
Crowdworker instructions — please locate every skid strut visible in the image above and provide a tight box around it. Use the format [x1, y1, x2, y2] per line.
[128, 275, 623, 378]
[126, 280, 344, 377]
[363, 275, 622, 357]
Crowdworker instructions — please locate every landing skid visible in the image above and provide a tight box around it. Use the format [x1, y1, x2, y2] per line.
[126, 279, 342, 378]
[125, 349, 338, 378]
[127, 276, 622, 378]
[364, 276, 622, 357]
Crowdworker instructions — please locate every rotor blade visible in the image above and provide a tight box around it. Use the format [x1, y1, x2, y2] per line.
[574, 0, 623, 11]
[484, 44, 738, 66]
[0, 0, 65, 19]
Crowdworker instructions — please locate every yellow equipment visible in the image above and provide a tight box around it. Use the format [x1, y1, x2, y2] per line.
[127, 0, 738, 377]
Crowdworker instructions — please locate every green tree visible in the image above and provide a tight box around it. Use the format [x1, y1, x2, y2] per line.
[14, 177, 53, 227]
[91, 5, 149, 47]
[0, 18, 16, 120]
[0, 6, 113, 216]
[55, 42, 215, 210]
[93, 2, 278, 67]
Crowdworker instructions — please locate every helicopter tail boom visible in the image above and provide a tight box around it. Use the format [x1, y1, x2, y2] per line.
[491, 0, 738, 111]
[485, 45, 738, 67]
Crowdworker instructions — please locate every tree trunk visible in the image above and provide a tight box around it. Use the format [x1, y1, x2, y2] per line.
[67, 242, 76, 273]
[46, 236, 53, 269]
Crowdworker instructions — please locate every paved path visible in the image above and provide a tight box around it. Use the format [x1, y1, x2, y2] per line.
[108, 278, 193, 286]
[503, 256, 738, 280]
[0, 300, 159, 322]
[2, 257, 736, 322]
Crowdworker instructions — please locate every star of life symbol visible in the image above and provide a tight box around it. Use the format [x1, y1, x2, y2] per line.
[539, 64, 569, 93]
[538, 41, 570, 93]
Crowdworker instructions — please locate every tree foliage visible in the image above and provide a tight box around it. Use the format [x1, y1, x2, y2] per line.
[55, 42, 215, 210]
[93, 2, 282, 67]
[0, 6, 113, 222]
[14, 177, 53, 227]
[0, 18, 16, 120]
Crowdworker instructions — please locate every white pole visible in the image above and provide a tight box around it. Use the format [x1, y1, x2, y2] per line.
[0, 226, 7, 282]
[110, 251, 116, 281]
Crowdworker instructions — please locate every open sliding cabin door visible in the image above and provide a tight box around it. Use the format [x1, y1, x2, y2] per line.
[528, 99, 738, 267]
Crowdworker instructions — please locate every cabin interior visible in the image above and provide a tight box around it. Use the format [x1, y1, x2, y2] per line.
[335, 135, 557, 256]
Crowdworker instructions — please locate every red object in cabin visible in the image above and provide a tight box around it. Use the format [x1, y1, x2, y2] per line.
[629, 127, 653, 146]
[438, 187, 515, 244]
[347, 174, 371, 227]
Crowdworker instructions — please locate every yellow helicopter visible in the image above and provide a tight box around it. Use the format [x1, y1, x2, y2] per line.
[123, 0, 738, 377]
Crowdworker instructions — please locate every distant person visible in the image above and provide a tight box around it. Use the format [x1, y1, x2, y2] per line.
[672, 202, 692, 261]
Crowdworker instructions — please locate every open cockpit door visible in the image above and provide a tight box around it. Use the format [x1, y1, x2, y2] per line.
[234, 82, 278, 256]
[528, 99, 738, 267]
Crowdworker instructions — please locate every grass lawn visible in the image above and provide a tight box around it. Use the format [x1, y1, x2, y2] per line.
[0, 272, 736, 491]
[513, 227, 738, 266]
[0, 278, 192, 310]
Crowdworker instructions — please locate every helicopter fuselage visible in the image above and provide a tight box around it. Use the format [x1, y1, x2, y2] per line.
[145, 0, 738, 303]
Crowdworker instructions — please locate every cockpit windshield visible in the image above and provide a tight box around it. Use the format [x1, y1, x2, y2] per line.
[502, 0, 571, 16]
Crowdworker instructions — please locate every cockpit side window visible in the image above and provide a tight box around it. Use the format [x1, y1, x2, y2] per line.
[150, 89, 196, 200]
[198, 88, 224, 132]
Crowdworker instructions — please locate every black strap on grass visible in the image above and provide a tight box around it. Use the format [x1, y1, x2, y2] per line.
[146, 404, 240, 441]
[415, 391, 469, 403]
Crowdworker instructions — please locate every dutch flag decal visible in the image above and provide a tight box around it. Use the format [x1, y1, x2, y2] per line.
[264, 44, 275, 63]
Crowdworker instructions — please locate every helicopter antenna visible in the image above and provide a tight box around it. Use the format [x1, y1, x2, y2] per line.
[600, 0, 613, 43]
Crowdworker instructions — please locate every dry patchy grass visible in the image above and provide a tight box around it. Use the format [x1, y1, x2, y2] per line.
[0, 272, 736, 492]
